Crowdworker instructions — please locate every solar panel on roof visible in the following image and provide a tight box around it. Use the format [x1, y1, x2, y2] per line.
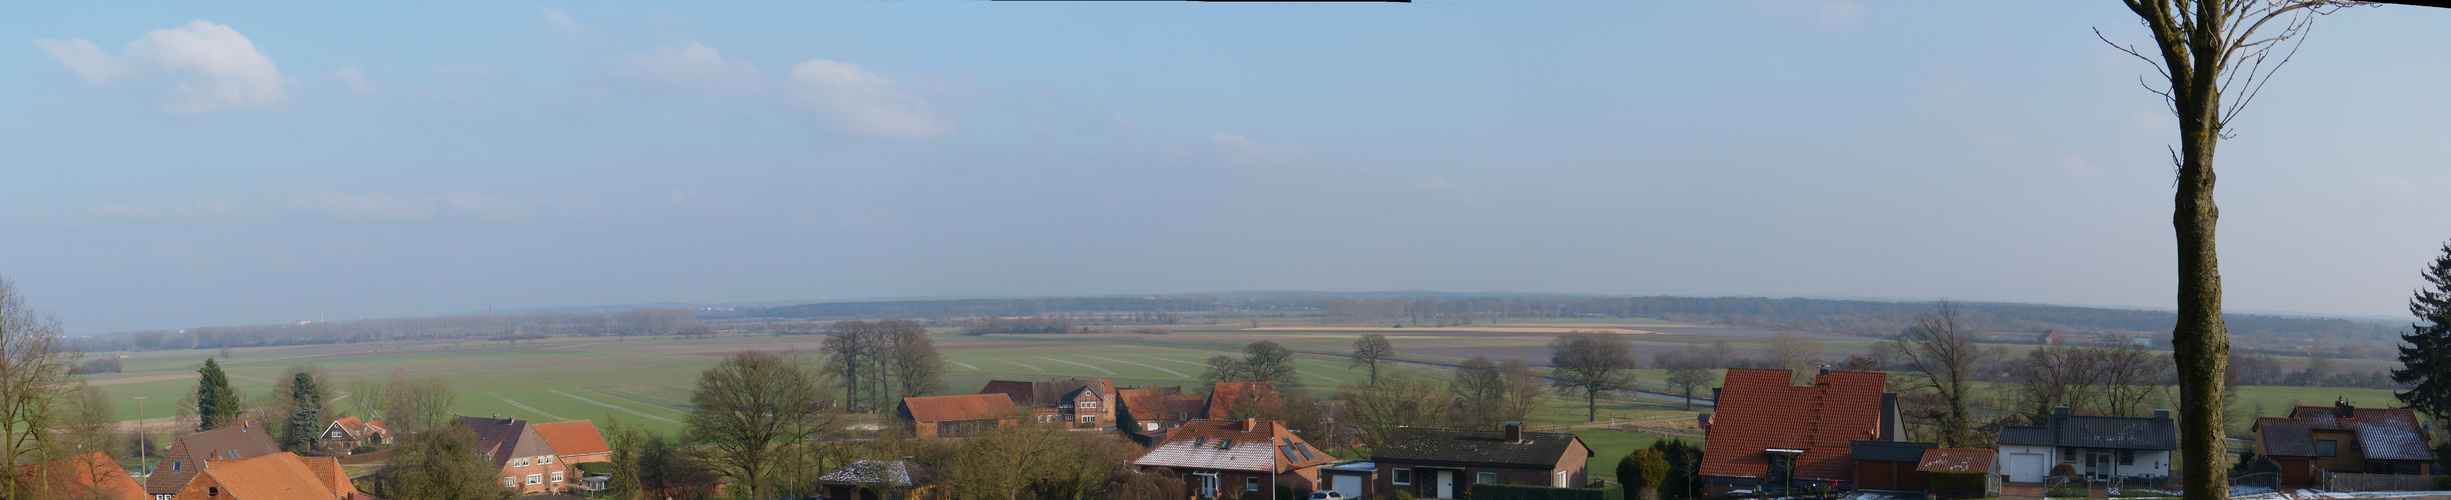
[1296, 443, 1316, 461]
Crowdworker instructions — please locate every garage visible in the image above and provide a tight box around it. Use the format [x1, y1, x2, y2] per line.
[2008, 453, 2046, 483]
[1322, 462, 1377, 499]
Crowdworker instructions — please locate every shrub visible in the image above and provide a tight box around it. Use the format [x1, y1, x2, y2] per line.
[1928, 472, 1989, 500]
[2434, 474, 2451, 490]
[573, 461, 614, 475]
[1468, 483, 1610, 500]
[1620, 449, 1670, 500]
[1384, 491, 1417, 500]
[2051, 463, 2079, 476]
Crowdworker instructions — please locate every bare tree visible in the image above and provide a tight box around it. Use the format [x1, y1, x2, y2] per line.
[879, 319, 945, 402]
[1349, 334, 1395, 387]
[2104, 2, 2386, 498]
[1342, 373, 1447, 450]
[1896, 301, 1983, 447]
[685, 350, 841, 499]
[1549, 331, 1637, 422]
[0, 275, 77, 493]
[379, 370, 456, 434]
[1659, 349, 1719, 411]
[1766, 332, 1824, 385]
[1446, 356, 1509, 429]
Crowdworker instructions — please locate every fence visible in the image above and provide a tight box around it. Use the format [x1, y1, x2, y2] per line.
[2320, 470, 2435, 492]
[2230, 472, 2278, 497]
[2022, 474, 2269, 498]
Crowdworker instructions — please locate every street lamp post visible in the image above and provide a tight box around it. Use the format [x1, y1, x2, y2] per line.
[133, 397, 147, 475]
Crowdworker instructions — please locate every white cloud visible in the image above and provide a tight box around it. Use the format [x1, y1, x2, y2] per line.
[35, 21, 288, 114]
[541, 8, 588, 40]
[332, 66, 374, 95]
[781, 59, 950, 138]
[601, 41, 766, 96]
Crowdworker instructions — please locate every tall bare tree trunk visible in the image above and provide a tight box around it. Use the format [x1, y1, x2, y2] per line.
[2174, 88, 2230, 500]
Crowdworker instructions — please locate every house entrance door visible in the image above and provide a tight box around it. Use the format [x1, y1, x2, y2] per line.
[2085, 451, 2112, 479]
[1435, 470, 1455, 498]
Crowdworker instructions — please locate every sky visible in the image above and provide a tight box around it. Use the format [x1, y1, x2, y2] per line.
[4, 2, 2449, 334]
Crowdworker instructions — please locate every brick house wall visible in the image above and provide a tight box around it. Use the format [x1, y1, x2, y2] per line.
[1373, 464, 1586, 498]
[495, 454, 571, 495]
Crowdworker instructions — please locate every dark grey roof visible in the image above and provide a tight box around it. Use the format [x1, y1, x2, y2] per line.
[2056, 415, 2178, 450]
[1997, 415, 2178, 451]
[1998, 426, 2055, 447]
[1371, 427, 1590, 469]
[1850, 441, 1937, 462]
[816, 459, 934, 487]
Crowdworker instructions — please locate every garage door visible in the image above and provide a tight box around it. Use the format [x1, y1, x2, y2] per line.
[1332, 475, 1362, 498]
[2009, 453, 2046, 483]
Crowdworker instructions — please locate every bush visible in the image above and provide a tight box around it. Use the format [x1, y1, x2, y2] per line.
[1620, 449, 1670, 500]
[1384, 491, 1417, 500]
[1928, 472, 1988, 500]
[2434, 474, 2451, 491]
[1469, 483, 1610, 500]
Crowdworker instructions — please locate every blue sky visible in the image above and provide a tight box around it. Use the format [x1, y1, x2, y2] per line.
[5, 2, 2449, 333]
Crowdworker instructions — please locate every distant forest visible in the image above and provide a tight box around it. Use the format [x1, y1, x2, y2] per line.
[743, 294, 2407, 359]
[89, 293, 2408, 361]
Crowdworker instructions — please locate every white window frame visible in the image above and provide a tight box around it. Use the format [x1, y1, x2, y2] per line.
[527, 473, 544, 485]
[1247, 477, 1261, 492]
[1084, 415, 1098, 424]
[1081, 400, 1099, 409]
[541, 455, 554, 464]
[552, 471, 565, 482]
[1392, 468, 1413, 485]
[1555, 470, 1570, 487]
[515, 457, 529, 467]
[1477, 472, 1498, 485]
[504, 476, 517, 487]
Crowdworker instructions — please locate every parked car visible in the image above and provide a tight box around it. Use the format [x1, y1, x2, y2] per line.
[1308, 491, 1346, 500]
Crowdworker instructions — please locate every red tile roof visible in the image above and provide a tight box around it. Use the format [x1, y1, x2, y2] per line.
[533, 420, 613, 457]
[1134, 419, 1334, 473]
[1120, 387, 1203, 422]
[1699, 369, 1887, 482]
[1915, 448, 1996, 474]
[900, 393, 1016, 422]
[20, 451, 147, 500]
[185, 452, 350, 500]
[1206, 382, 1281, 419]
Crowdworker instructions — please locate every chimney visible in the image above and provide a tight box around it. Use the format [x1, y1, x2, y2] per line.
[2335, 398, 2355, 418]
[1698, 413, 1714, 432]
[1503, 421, 1524, 443]
[1242, 418, 1257, 432]
[2053, 405, 2071, 417]
[2153, 409, 2171, 419]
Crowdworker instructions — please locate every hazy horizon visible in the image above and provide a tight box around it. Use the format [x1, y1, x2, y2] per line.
[8, 2, 2450, 334]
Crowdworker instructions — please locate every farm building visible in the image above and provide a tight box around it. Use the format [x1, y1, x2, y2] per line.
[981, 378, 1116, 428]
[166, 452, 359, 500]
[816, 458, 939, 500]
[898, 393, 1018, 438]
[316, 416, 391, 455]
[1119, 386, 1206, 431]
[464, 415, 574, 495]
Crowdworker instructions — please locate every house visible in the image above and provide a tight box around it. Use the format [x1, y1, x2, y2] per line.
[464, 415, 572, 495]
[979, 378, 1115, 428]
[18, 451, 148, 500]
[815, 458, 939, 500]
[1371, 422, 1593, 499]
[1996, 406, 2177, 483]
[1206, 382, 1281, 420]
[533, 420, 614, 465]
[1119, 386, 1206, 431]
[316, 416, 391, 455]
[168, 452, 359, 500]
[2251, 401, 2432, 486]
[898, 393, 1018, 438]
[145, 420, 284, 500]
[1132, 418, 1335, 499]
[1850, 441, 1938, 493]
[2037, 330, 2063, 346]
[1698, 369, 1890, 495]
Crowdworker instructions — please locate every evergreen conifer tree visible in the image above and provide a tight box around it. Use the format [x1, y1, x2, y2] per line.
[1114, 396, 1139, 432]
[284, 371, 325, 453]
[2393, 241, 2451, 468]
[196, 358, 242, 431]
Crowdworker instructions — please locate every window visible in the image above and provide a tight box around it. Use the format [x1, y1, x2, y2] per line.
[1392, 468, 1413, 485]
[1084, 415, 1098, 424]
[2119, 450, 2135, 466]
[1247, 477, 1261, 492]
[504, 477, 517, 487]
[527, 473, 544, 485]
[552, 471, 565, 482]
[2061, 448, 2077, 462]
[1039, 415, 1055, 423]
[1081, 401, 1098, 409]
[541, 455, 554, 464]
[2318, 440, 2339, 458]
[2352, 440, 2363, 452]
[1555, 470, 1570, 488]
[1144, 423, 1159, 431]
[1477, 472, 1498, 485]
[171, 461, 181, 472]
